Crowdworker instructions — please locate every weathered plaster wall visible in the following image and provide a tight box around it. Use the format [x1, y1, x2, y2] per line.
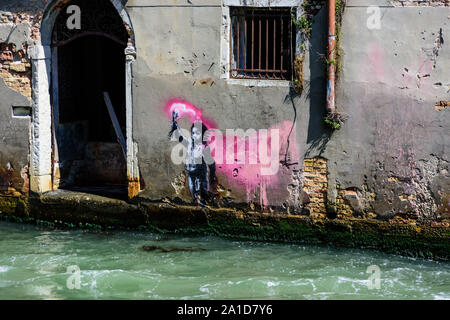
[327, 0, 450, 222]
[127, 0, 329, 214]
[0, 0, 42, 195]
[0, 65, 31, 195]
[0, 1, 42, 99]
[127, 0, 449, 222]
[0, 0, 448, 223]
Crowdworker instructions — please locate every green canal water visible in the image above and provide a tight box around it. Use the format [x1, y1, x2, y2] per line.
[0, 220, 448, 300]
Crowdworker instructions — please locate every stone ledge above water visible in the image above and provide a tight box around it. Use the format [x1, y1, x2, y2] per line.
[0, 191, 449, 261]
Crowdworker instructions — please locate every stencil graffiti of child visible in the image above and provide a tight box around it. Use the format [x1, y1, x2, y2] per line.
[169, 111, 217, 206]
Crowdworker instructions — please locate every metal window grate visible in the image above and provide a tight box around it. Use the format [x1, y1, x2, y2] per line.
[230, 7, 295, 80]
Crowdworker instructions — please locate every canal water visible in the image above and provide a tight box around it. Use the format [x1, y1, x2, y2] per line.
[0, 220, 448, 300]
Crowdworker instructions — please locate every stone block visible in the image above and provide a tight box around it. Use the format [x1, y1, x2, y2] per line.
[9, 63, 27, 72]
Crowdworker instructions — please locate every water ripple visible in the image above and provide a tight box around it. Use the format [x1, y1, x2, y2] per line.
[0, 221, 449, 299]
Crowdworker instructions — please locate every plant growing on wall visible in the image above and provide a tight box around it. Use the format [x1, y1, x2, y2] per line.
[324, 111, 348, 130]
[293, 54, 305, 94]
[323, 0, 347, 130]
[291, 1, 317, 94]
[292, 13, 313, 39]
[334, 0, 345, 78]
[318, 0, 345, 76]
[324, 119, 341, 130]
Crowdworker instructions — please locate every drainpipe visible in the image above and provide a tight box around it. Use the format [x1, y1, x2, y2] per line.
[326, 0, 336, 114]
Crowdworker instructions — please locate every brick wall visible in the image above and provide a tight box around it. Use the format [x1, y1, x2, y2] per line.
[301, 159, 378, 219]
[0, 43, 32, 100]
[0, 10, 41, 100]
[302, 157, 328, 217]
[336, 189, 356, 217]
[0, 11, 41, 40]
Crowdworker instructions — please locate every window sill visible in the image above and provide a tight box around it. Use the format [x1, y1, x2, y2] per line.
[225, 78, 291, 87]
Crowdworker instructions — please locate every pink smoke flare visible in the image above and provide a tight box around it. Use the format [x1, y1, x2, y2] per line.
[165, 99, 216, 129]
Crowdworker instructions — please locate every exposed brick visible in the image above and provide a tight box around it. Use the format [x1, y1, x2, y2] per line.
[0, 51, 13, 61]
[336, 190, 356, 217]
[0, 10, 42, 40]
[302, 157, 328, 217]
[9, 62, 27, 73]
[0, 11, 37, 100]
[0, 43, 31, 99]
[435, 101, 450, 111]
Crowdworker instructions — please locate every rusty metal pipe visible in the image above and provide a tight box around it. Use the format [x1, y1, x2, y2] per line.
[326, 0, 336, 114]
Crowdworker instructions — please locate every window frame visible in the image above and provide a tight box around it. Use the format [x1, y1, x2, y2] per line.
[220, 0, 303, 86]
[229, 7, 296, 81]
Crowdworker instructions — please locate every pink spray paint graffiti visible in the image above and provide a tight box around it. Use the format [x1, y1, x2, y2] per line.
[364, 44, 386, 83]
[212, 121, 299, 208]
[365, 41, 437, 95]
[165, 99, 216, 130]
[165, 99, 299, 208]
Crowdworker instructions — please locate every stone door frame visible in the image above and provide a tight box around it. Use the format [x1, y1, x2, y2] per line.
[29, 0, 140, 198]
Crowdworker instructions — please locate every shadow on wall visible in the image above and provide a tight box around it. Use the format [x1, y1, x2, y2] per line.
[281, 6, 330, 161]
[305, 6, 331, 157]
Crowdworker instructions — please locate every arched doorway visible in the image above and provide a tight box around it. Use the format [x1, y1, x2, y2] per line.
[29, 0, 140, 198]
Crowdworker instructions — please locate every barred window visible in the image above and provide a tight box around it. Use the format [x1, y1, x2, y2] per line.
[230, 7, 295, 80]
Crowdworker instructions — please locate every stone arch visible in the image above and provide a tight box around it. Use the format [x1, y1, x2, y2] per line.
[30, 0, 139, 198]
[40, 0, 135, 47]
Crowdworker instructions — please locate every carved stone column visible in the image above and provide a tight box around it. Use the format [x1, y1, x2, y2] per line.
[29, 45, 53, 193]
[125, 41, 139, 198]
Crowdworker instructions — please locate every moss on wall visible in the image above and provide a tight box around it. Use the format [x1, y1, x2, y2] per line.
[3, 193, 448, 261]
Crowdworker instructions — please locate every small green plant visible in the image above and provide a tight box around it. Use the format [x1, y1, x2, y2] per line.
[324, 119, 341, 130]
[292, 13, 312, 39]
[301, 0, 312, 9]
[298, 43, 307, 51]
[324, 111, 348, 130]
[334, 0, 345, 78]
[323, 57, 337, 67]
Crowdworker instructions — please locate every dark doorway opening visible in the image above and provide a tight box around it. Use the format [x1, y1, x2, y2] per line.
[53, 35, 127, 199]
